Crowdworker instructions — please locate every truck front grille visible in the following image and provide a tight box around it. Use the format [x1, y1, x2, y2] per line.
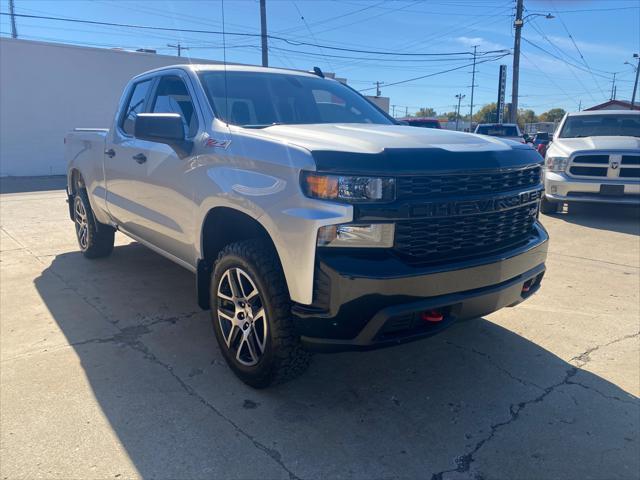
[569, 153, 640, 179]
[569, 166, 608, 176]
[394, 203, 538, 264]
[396, 165, 541, 198]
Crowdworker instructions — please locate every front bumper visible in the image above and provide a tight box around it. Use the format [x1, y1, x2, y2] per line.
[545, 172, 640, 205]
[293, 223, 548, 352]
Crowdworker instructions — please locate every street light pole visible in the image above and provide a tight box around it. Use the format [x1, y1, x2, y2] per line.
[630, 54, 639, 108]
[260, 0, 268, 67]
[455, 93, 465, 131]
[469, 45, 478, 124]
[510, 0, 524, 124]
[510, 4, 554, 123]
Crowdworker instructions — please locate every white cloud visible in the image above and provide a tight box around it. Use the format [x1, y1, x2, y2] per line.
[545, 35, 620, 56]
[454, 36, 509, 52]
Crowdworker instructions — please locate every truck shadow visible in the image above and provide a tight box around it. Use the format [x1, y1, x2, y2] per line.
[545, 202, 640, 235]
[34, 244, 639, 479]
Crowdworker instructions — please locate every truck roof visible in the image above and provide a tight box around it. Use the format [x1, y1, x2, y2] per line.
[133, 63, 324, 80]
[566, 109, 640, 117]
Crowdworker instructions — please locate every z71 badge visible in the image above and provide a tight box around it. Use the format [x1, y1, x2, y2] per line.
[203, 137, 231, 149]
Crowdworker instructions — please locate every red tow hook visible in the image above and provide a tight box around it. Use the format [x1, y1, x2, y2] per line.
[421, 310, 444, 322]
[522, 279, 533, 293]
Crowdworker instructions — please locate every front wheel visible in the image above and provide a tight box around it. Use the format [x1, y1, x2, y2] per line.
[73, 189, 115, 258]
[210, 239, 311, 388]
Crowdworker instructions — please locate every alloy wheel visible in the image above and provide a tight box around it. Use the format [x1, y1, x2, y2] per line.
[216, 267, 268, 366]
[74, 198, 89, 250]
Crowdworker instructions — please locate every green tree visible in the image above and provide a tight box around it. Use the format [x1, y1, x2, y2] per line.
[539, 108, 566, 122]
[517, 109, 538, 127]
[473, 103, 497, 123]
[414, 107, 437, 118]
[441, 111, 459, 121]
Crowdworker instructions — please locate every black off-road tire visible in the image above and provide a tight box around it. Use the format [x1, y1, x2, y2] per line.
[540, 196, 560, 214]
[210, 239, 311, 388]
[73, 189, 115, 258]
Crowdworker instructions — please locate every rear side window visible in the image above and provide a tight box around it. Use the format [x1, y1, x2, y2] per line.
[151, 76, 199, 137]
[120, 79, 152, 136]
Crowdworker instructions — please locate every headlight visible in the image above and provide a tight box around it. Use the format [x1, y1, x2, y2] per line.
[545, 156, 569, 172]
[317, 224, 394, 248]
[301, 172, 395, 203]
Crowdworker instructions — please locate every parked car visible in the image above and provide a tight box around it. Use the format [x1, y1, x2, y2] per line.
[65, 64, 548, 387]
[532, 131, 551, 157]
[541, 110, 640, 214]
[397, 117, 442, 129]
[474, 123, 525, 143]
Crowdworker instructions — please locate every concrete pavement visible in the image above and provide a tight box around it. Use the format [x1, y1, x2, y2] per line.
[1, 177, 638, 479]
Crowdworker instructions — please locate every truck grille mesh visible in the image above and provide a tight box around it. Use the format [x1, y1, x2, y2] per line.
[394, 203, 538, 264]
[397, 165, 541, 198]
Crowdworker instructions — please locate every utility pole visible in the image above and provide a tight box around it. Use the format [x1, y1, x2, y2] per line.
[469, 45, 478, 125]
[455, 93, 465, 131]
[631, 53, 639, 108]
[510, 0, 524, 123]
[610, 72, 617, 100]
[375, 81, 383, 97]
[405, 106, 408, 116]
[167, 43, 188, 57]
[578, 100, 582, 111]
[260, 0, 268, 67]
[9, 0, 18, 38]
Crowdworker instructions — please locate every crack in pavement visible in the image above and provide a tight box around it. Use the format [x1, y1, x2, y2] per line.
[445, 340, 545, 391]
[431, 332, 640, 480]
[6, 231, 301, 480]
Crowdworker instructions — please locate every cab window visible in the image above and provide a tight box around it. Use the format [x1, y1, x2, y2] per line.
[120, 79, 152, 136]
[150, 75, 199, 137]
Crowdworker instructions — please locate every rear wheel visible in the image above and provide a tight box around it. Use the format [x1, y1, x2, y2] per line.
[540, 196, 560, 214]
[210, 239, 311, 388]
[73, 189, 115, 258]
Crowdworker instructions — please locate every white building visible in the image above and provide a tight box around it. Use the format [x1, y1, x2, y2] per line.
[0, 38, 222, 176]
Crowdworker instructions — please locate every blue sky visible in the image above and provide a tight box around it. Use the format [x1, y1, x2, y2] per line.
[2, 0, 639, 116]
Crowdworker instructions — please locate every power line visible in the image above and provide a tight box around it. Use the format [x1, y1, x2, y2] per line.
[0, 12, 497, 57]
[548, 2, 607, 98]
[526, 18, 599, 101]
[167, 43, 188, 57]
[358, 53, 509, 91]
[521, 37, 613, 80]
[291, 1, 335, 72]
[528, 6, 640, 14]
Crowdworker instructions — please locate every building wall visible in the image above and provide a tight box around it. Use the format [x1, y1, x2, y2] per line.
[0, 38, 221, 176]
[365, 96, 390, 113]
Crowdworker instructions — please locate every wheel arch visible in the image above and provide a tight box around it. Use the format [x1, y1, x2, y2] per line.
[196, 207, 284, 310]
[66, 168, 85, 220]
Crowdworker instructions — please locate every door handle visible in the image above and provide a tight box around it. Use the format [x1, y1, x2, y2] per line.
[133, 153, 147, 164]
[105, 148, 116, 158]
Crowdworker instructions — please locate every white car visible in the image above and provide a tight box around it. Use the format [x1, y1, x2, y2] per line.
[474, 123, 525, 144]
[541, 110, 640, 213]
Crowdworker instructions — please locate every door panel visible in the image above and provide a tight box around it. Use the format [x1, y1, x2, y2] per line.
[106, 72, 203, 266]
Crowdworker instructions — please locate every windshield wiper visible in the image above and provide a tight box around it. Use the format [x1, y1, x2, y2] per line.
[242, 122, 284, 129]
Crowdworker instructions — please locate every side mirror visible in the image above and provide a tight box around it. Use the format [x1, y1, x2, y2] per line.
[134, 113, 192, 156]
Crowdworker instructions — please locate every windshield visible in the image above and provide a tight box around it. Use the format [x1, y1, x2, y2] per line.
[406, 120, 440, 128]
[475, 125, 520, 137]
[559, 114, 640, 138]
[198, 71, 392, 127]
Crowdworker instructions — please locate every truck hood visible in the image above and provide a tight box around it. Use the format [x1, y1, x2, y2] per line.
[241, 123, 541, 174]
[550, 136, 640, 156]
[246, 123, 515, 154]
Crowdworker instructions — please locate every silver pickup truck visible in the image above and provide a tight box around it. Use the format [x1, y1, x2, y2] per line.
[541, 110, 640, 213]
[66, 64, 548, 387]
